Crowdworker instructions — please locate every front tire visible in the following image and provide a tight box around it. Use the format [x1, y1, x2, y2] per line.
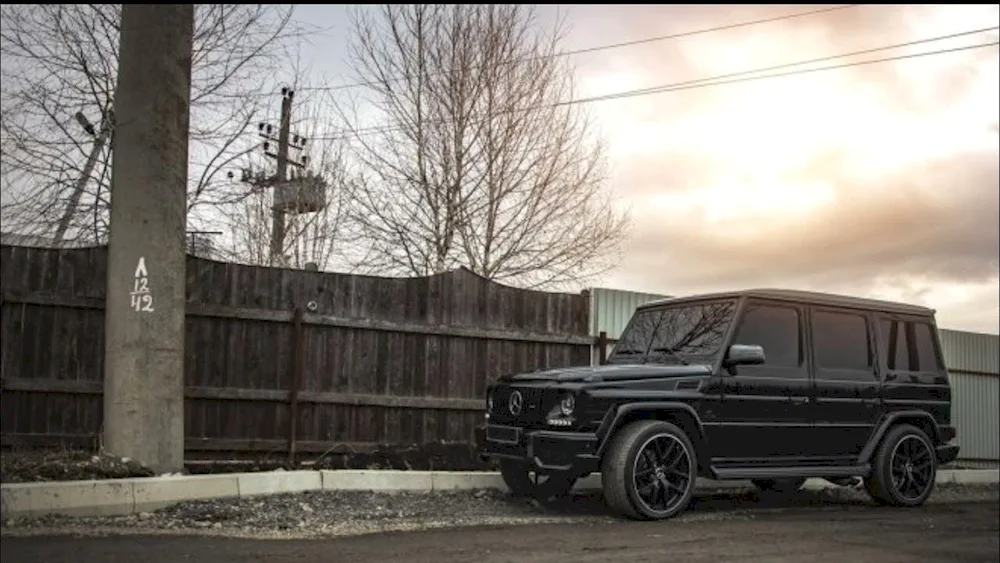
[864, 424, 937, 507]
[601, 420, 697, 520]
[499, 460, 577, 500]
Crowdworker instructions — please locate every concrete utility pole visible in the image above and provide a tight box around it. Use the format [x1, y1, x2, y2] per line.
[54, 110, 115, 245]
[269, 88, 293, 265]
[103, 4, 194, 474]
[257, 87, 313, 266]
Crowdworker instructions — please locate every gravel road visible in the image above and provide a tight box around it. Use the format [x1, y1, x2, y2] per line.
[2, 496, 997, 563]
[2, 482, 997, 539]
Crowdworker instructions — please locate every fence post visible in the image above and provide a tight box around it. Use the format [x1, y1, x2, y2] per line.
[597, 331, 608, 365]
[287, 307, 304, 465]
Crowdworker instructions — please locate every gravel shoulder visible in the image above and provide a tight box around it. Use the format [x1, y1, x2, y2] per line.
[2, 482, 997, 540]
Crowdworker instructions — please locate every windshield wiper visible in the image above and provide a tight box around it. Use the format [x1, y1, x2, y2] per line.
[650, 346, 689, 365]
[612, 348, 644, 355]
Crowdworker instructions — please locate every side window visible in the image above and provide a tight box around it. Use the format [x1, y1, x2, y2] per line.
[732, 304, 800, 367]
[879, 319, 912, 371]
[878, 319, 943, 372]
[913, 322, 944, 371]
[813, 310, 871, 371]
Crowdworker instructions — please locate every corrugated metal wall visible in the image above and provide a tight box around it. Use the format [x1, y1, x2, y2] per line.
[589, 287, 670, 338]
[950, 372, 999, 463]
[588, 288, 999, 463]
[589, 287, 668, 364]
[939, 329, 999, 374]
[939, 329, 999, 464]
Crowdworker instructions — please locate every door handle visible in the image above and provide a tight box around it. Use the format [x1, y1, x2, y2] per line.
[790, 397, 809, 405]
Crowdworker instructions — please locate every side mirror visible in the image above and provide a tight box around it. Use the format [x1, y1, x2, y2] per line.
[724, 344, 766, 367]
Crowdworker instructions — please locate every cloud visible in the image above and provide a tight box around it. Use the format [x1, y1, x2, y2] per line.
[572, 5, 999, 333]
[611, 149, 998, 285]
[293, 5, 999, 333]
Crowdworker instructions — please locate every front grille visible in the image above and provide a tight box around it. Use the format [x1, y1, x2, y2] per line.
[490, 385, 551, 427]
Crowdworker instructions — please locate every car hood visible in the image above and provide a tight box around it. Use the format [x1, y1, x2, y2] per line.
[499, 363, 712, 383]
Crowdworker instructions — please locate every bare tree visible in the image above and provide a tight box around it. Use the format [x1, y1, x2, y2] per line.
[340, 5, 629, 288]
[0, 4, 310, 244]
[216, 87, 352, 271]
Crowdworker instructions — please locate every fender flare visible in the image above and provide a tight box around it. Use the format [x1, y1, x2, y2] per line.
[857, 410, 941, 464]
[596, 402, 708, 458]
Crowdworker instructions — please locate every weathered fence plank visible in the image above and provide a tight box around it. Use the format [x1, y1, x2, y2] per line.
[0, 244, 591, 463]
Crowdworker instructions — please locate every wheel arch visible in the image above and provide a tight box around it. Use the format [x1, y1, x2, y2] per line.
[597, 402, 710, 472]
[858, 410, 941, 465]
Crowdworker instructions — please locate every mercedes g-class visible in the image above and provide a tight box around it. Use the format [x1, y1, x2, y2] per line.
[476, 289, 960, 520]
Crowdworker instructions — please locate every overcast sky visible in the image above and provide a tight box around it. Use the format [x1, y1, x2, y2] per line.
[286, 4, 999, 333]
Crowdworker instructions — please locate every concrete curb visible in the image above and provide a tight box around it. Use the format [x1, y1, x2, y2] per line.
[2, 468, 996, 520]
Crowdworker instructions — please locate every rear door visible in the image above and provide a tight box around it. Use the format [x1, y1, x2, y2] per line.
[877, 316, 951, 423]
[809, 307, 881, 461]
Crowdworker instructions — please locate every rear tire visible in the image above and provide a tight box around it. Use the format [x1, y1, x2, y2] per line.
[864, 424, 937, 507]
[499, 460, 577, 500]
[753, 478, 807, 494]
[601, 420, 697, 520]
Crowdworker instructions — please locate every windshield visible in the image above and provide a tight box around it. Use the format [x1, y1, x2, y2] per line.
[609, 299, 737, 364]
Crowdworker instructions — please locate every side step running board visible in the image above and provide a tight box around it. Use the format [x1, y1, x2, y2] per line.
[713, 464, 871, 480]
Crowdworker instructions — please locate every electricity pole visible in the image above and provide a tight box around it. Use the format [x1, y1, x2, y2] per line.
[186, 230, 223, 257]
[256, 87, 308, 266]
[103, 4, 193, 474]
[271, 89, 292, 265]
[54, 110, 115, 245]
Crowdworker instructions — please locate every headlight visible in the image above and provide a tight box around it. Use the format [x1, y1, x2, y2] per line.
[559, 393, 575, 416]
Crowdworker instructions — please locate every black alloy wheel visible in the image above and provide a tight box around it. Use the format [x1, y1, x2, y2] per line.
[602, 420, 697, 520]
[889, 435, 936, 501]
[865, 424, 938, 507]
[632, 433, 693, 514]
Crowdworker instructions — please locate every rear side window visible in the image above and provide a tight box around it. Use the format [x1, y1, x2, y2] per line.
[731, 304, 801, 367]
[880, 318, 943, 372]
[914, 323, 944, 371]
[879, 319, 912, 371]
[813, 310, 871, 371]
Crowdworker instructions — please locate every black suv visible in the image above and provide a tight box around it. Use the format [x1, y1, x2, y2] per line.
[476, 289, 960, 520]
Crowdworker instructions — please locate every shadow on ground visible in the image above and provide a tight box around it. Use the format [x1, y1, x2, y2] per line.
[531, 487, 878, 518]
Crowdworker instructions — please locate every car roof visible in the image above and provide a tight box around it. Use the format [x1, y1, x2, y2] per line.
[637, 288, 935, 316]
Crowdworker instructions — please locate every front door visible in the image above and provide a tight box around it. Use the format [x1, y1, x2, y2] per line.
[706, 300, 813, 466]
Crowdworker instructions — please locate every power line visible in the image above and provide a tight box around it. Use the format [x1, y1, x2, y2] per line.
[108, 26, 998, 148]
[572, 40, 999, 104]
[289, 29, 1000, 142]
[293, 4, 861, 93]
[566, 26, 1000, 104]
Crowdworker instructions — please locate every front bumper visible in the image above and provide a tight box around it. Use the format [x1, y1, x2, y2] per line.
[476, 423, 601, 474]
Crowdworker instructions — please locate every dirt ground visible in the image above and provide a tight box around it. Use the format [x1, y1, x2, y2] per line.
[2, 499, 997, 563]
[0, 444, 491, 483]
[2, 483, 998, 562]
[0, 450, 155, 483]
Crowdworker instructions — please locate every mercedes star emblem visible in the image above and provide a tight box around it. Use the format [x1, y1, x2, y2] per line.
[508, 390, 523, 416]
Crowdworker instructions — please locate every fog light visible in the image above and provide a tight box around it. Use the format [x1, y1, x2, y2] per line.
[559, 394, 575, 416]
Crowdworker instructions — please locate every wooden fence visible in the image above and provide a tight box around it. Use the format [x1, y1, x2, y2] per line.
[0, 244, 592, 464]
